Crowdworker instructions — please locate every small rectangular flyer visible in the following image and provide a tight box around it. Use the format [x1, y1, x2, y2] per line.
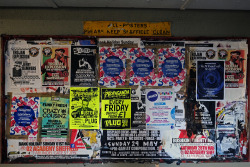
[101, 88, 131, 130]
[41, 45, 70, 86]
[40, 96, 69, 138]
[10, 96, 39, 138]
[146, 89, 175, 130]
[196, 61, 225, 101]
[70, 87, 100, 129]
[71, 46, 97, 86]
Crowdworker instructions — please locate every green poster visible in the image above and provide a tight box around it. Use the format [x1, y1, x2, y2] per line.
[70, 87, 100, 129]
[40, 96, 69, 138]
[101, 88, 131, 130]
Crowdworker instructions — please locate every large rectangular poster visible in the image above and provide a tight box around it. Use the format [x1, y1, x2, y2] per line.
[41, 45, 70, 86]
[146, 89, 175, 130]
[9, 44, 41, 88]
[71, 46, 97, 86]
[101, 88, 131, 130]
[70, 87, 100, 129]
[196, 61, 225, 101]
[40, 96, 69, 138]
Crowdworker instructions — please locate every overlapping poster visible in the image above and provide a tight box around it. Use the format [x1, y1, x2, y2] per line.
[99, 47, 127, 86]
[70, 87, 99, 129]
[146, 89, 175, 130]
[41, 45, 70, 86]
[129, 48, 156, 86]
[158, 46, 186, 88]
[71, 46, 97, 86]
[10, 96, 39, 138]
[40, 97, 69, 138]
[197, 61, 225, 101]
[9, 44, 41, 88]
[101, 88, 131, 130]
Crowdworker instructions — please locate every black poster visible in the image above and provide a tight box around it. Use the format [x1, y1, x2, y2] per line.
[131, 102, 146, 129]
[71, 46, 97, 86]
[101, 130, 170, 158]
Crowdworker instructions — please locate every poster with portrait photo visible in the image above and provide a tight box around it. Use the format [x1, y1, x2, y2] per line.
[41, 45, 70, 86]
[71, 46, 97, 86]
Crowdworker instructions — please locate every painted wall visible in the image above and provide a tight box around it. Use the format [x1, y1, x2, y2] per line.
[0, 8, 250, 167]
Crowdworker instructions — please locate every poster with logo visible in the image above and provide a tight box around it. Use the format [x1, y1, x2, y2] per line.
[146, 89, 175, 130]
[129, 48, 156, 86]
[41, 45, 70, 86]
[197, 61, 225, 101]
[71, 46, 97, 86]
[70, 87, 99, 129]
[186, 43, 217, 78]
[99, 47, 127, 86]
[225, 50, 247, 88]
[9, 44, 41, 88]
[101, 88, 131, 130]
[10, 96, 39, 138]
[40, 96, 69, 138]
[157, 46, 186, 89]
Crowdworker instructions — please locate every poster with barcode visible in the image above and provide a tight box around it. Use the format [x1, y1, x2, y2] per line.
[71, 46, 97, 86]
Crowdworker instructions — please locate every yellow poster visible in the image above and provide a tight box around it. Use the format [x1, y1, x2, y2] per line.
[101, 88, 131, 130]
[83, 21, 171, 36]
[70, 87, 100, 129]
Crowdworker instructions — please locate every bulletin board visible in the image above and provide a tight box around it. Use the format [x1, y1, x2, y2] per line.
[1, 35, 249, 164]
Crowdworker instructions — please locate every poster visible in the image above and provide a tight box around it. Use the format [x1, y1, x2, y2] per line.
[146, 89, 175, 130]
[158, 45, 186, 89]
[70, 87, 100, 129]
[197, 61, 225, 101]
[9, 44, 41, 88]
[175, 93, 186, 130]
[71, 46, 97, 86]
[225, 50, 247, 88]
[41, 45, 70, 86]
[10, 96, 39, 138]
[7, 137, 101, 160]
[40, 97, 69, 138]
[162, 129, 216, 159]
[101, 130, 170, 158]
[99, 47, 127, 86]
[101, 88, 131, 130]
[187, 43, 217, 78]
[194, 101, 215, 129]
[129, 48, 156, 86]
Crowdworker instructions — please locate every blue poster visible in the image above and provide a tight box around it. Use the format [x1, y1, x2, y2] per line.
[197, 61, 225, 100]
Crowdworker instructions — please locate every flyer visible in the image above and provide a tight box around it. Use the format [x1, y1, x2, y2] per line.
[71, 46, 97, 86]
[10, 96, 39, 138]
[99, 47, 127, 86]
[41, 45, 70, 86]
[101, 130, 171, 158]
[175, 93, 186, 130]
[9, 44, 41, 88]
[146, 89, 175, 130]
[157, 46, 186, 88]
[194, 101, 215, 129]
[225, 50, 247, 88]
[186, 43, 217, 78]
[162, 129, 216, 159]
[70, 87, 100, 129]
[101, 88, 131, 130]
[129, 48, 156, 86]
[196, 61, 225, 101]
[40, 96, 69, 138]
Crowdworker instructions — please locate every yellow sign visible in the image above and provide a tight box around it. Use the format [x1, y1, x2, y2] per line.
[83, 21, 171, 36]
